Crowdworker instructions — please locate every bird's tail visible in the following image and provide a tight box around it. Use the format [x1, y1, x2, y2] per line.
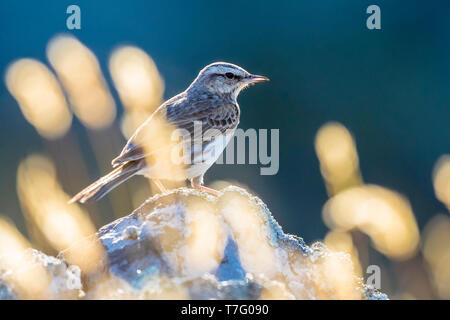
[68, 161, 143, 204]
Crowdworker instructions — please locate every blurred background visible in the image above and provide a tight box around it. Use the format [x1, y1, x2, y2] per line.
[1, 0, 450, 299]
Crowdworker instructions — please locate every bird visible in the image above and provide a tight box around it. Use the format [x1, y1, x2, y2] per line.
[69, 62, 269, 204]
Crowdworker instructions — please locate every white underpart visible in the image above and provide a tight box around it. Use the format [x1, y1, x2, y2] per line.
[138, 131, 235, 180]
[186, 131, 234, 178]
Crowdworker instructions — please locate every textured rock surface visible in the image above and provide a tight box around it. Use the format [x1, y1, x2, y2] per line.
[0, 249, 83, 299]
[0, 186, 387, 299]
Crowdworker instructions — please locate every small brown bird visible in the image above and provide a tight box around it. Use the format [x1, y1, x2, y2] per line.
[69, 62, 269, 203]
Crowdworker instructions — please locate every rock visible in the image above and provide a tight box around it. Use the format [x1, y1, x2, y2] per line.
[0, 186, 387, 299]
[0, 248, 83, 299]
[0, 279, 16, 300]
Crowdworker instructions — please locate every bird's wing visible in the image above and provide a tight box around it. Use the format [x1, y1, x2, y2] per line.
[111, 93, 239, 167]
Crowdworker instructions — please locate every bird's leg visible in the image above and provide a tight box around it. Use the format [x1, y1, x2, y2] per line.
[153, 179, 167, 193]
[191, 176, 220, 196]
[197, 185, 220, 196]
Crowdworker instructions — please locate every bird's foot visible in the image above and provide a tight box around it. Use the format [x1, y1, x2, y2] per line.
[191, 176, 220, 196]
[194, 185, 220, 196]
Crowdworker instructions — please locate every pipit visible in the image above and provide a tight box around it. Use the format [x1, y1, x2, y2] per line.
[69, 62, 269, 203]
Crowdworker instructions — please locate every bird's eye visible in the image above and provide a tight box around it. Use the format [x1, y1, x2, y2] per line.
[225, 72, 234, 79]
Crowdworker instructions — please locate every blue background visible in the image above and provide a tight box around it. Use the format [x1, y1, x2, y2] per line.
[0, 2, 449, 293]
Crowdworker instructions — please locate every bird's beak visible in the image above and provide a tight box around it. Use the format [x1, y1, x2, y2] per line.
[248, 74, 270, 83]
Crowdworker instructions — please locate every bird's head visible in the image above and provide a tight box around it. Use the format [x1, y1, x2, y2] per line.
[188, 62, 269, 99]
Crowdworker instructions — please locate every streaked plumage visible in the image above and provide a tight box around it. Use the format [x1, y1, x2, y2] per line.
[69, 62, 268, 203]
